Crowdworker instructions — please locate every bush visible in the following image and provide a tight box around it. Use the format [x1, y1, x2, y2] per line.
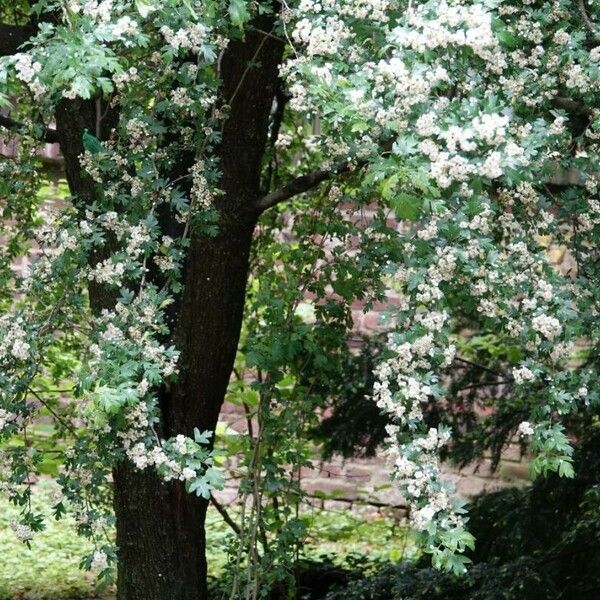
[325, 430, 600, 600]
[324, 559, 555, 600]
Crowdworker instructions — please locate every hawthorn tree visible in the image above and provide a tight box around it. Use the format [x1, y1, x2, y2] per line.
[0, 0, 599, 599]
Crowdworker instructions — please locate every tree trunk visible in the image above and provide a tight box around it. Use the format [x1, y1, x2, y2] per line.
[56, 15, 284, 598]
[113, 213, 258, 599]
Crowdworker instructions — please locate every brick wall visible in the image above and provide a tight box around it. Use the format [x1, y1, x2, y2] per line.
[215, 346, 532, 516]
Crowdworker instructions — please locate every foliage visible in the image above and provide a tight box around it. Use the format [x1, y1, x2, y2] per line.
[325, 430, 600, 600]
[324, 559, 554, 600]
[216, 180, 394, 593]
[0, 479, 109, 600]
[283, 0, 600, 571]
[0, 0, 599, 594]
[0, 479, 408, 600]
[311, 335, 390, 460]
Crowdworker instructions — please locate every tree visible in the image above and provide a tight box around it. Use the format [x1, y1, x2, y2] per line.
[0, 1, 599, 599]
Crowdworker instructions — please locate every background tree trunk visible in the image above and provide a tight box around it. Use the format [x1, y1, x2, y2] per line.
[55, 17, 284, 599]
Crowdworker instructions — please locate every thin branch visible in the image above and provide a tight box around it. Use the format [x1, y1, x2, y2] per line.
[0, 114, 60, 144]
[242, 401, 254, 440]
[304, 492, 407, 510]
[578, 0, 599, 37]
[456, 380, 510, 391]
[210, 494, 241, 536]
[256, 91, 592, 213]
[253, 161, 356, 213]
[0, 23, 34, 57]
[27, 387, 79, 437]
[455, 356, 505, 378]
[226, 32, 269, 108]
[261, 84, 289, 194]
[246, 27, 286, 43]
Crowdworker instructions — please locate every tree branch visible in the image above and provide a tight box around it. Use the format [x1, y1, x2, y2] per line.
[261, 85, 290, 193]
[0, 23, 34, 57]
[578, 0, 599, 38]
[253, 161, 356, 213]
[0, 114, 60, 144]
[210, 494, 241, 536]
[551, 96, 594, 117]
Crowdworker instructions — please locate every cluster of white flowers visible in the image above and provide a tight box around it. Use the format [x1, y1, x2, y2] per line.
[298, 0, 390, 22]
[0, 408, 16, 431]
[111, 15, 138, 39]
[293, 16, 352, 56]
[513, 366, 535, 385]
[386, 424, 458, 534]
[283, 0, 598, 563]
[190, 160, 215, 210]
[171, 87, 193, 108]
[0, 318, 31, 363]
[13, 53, 41, 84]
[68, 0, 115, 23]
[517, 421, 535, 437]
[371, 266, 462, 538]
[88, 259, 125, 285]
[398, 1, 501, 62]
[113, 66, 139, 89]
[124, 118, 152, 153]
[90, 549, 108, 571]
[10, 520, 34, 542]
[531, 314, 563, 340]
[160, 23, 210, 53]
[120, 425, 208, 484]
[11, 53, 45, 98]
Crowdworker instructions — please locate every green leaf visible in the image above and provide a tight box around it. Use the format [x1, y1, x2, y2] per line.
[134, 0, 157, 17]
[445, 553, 472, 576]
[494, 26, 520, 49]
[392, 136, 418, 156]
[82, 131, 103, 155]
[188, 477, 211, 498]
[558, 459, 575, 478]
[391, 192, 422, 221]
[380, 173, 400, 201]
[93, 384, 138, 415]
[194, 427, 213, 444]
[351, 120, 369, 133]
[228, 0, 250, 28]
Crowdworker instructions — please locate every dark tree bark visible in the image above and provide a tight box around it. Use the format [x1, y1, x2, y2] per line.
[112, 212, 259, 599]
[53, 16, 284, 600]
[0, 23, 35, 56]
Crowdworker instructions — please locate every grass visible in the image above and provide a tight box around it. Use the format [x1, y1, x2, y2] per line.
[302, 505, 415, 567]
[0, 480, 108, 600]
[0, 480, 411, 599]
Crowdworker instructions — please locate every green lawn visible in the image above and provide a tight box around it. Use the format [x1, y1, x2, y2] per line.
[0, 480, 410, 599]
[0, 480, 109, 600]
